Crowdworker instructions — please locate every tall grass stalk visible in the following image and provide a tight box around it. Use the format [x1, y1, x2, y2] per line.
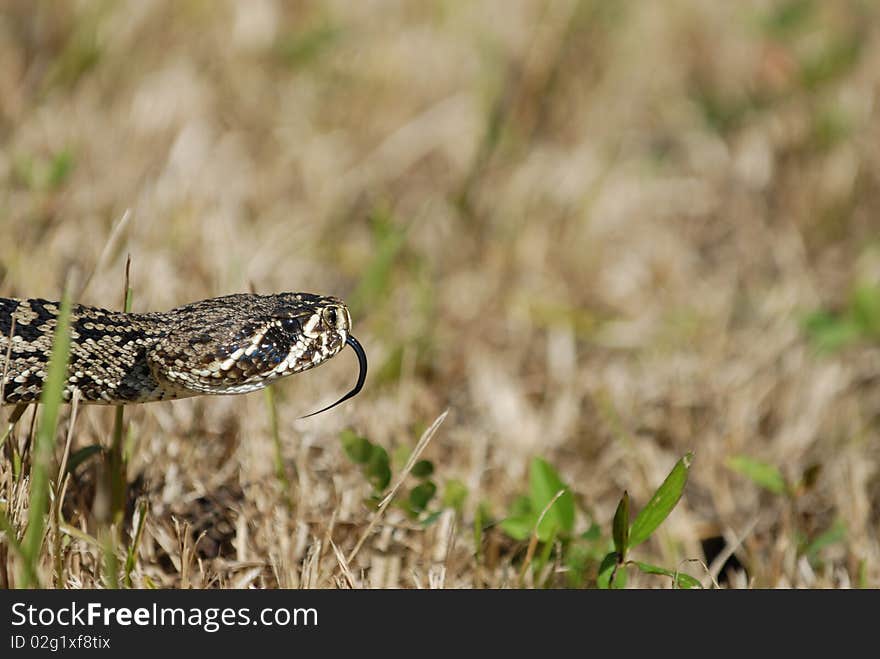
[18, 288, 73, 587]
[263, 385, 293, 509]
[102, 255, 133, 588]
[123, 498, 148, 588]
[52, 389, 81, 587]
[110, 258, 133, 522]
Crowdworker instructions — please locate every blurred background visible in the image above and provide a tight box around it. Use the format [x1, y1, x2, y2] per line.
[1, 0, 879, 588]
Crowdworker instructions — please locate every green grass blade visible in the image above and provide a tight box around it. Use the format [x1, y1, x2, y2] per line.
[347, 208, 408, 317]
[674, 572, 704, 589]
[628, 453, 693, 550]
[726, 455, 787, 495]
[612, 490, 630, 561]
[19, 290, 73, 587]
[264, 385, 292, 509]
[804, 520, 846, 560]
[632, 561, 703, 589]
[441, 478, 468, 512]
[101, 528, 119, 589]
[529, 458, 574, 541]
[123, 498, 148, 588]
[109, 278, 133, 523]
[99, 267, 134, 588]
[597, 551, 627, 589]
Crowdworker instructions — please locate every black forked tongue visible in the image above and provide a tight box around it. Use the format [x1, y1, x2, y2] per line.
[300, 335, 368, 418]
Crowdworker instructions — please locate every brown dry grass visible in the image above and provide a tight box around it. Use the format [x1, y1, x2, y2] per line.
[1, 0, 879, 588]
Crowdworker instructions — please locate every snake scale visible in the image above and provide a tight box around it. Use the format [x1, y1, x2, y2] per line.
[0, 293, 367, 415]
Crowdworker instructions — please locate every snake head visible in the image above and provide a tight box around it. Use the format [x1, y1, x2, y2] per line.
[149, 293, 365, 410]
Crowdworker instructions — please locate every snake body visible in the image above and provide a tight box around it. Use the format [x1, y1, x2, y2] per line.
[0, 293, 366, 411]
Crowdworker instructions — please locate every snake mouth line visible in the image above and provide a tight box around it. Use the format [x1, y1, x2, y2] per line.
[300, 334, 368, 418]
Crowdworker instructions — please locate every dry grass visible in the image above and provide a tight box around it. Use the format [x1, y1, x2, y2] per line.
[1, 0, 879, 588]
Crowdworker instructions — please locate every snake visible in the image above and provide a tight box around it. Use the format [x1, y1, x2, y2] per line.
[0, 293, 367, 416]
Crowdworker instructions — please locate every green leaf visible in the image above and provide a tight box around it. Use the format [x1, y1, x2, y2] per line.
[375, 345, 405, 387]
[581, 522, 602, 542]
[275, 23, 341, 68]
[633, 561, 673, 577]
[48, 149, 75, 189]
[802, 311, 862, 352]
[612, 491, 630, 561]
[628, 453, 693, 550]
[597, 551, 617, 589]
[633, 561, 703, 589]
[442, 478, 468, 511]
[508, 494, 533, 517]
[340, 429, 373, 464]
[597, 551, 626, 589]
[726, 455, 787, 495]
[851, 284, 880, 336]
[804, 520, 846, 559]
[391, 444, 409, 470]
[408, 481, 437, 512]
[500, 493, 535, 540]
[419, 510, 443, 527]
[529, 458, 575, 542]
[675, 572, 703, 589]
[564, 542, 592, 588]
[411, 459, 434, 479]
[366, 444, 391, 491]
[799, 33, 864, 90]
[759, 0, 815, 39]
[499, 514, 535, 541]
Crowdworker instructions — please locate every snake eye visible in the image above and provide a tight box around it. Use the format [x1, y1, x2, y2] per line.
[324, 307, 338, 327]
[280, 317, 300, 333]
